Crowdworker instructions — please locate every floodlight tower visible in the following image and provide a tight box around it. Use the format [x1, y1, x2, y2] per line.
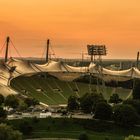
[87, 44, 107, 93]
[46, 39, 50, 63]
[5, 36, 10, 63]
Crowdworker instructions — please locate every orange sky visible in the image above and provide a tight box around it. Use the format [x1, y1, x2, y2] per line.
[0, 0, 140, 59]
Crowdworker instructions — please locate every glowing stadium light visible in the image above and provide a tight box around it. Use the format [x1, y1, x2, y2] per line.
[87, 45, 107, 62]
[87, 45, 107, 56]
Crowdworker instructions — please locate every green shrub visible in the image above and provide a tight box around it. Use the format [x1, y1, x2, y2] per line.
[80, 93, 105, 113]
[113, 104, 139, 127]
[0, 123, 22, 140]
[123, 99, 140, 115]
[32, 116, 39, 123]
[0, 94, 4, 106]
[94, 102, 112, 120]
[125, 135, 140, 140]
[67, 95, 79, 111]
[5, 95, 19, 108]
[19, 120, 33, 135]
[109, 93, 122, 104]
[79, 132, 89, 140]
[133, 79, 140, 100]
[0, 107, 7, 120]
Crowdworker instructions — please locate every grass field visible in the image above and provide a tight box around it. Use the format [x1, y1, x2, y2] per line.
[10, 73, 132, 105]
[8, 118, 140, 140]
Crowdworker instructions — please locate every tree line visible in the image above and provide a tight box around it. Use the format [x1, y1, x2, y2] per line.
[67, 81, 140, 128]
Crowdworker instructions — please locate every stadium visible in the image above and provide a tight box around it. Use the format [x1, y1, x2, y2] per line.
[0, 37, 139, 106]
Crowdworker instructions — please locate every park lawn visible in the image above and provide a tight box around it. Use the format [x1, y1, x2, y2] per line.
[30, 131, 124, 140]
[7, 118, 140, 140]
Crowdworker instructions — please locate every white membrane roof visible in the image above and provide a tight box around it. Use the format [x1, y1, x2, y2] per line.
[0, 58, 139, 96]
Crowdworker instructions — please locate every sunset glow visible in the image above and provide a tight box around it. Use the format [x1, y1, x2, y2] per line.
[0, 0, 140, 59]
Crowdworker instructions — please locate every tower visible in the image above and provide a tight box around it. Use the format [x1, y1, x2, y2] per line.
[5, 36, 10, 63]
[136, 51, 139, 69]
[46, 39, 50, 63]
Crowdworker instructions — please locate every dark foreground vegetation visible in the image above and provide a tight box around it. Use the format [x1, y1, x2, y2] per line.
[67, 89, 140, 128]
[0, 79, 140, 139]
[5, 117, 140, 140]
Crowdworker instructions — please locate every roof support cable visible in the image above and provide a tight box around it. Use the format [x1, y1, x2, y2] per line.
[49, 42, 56, 59]
[41, 44, 46, 62]
[0, 42, 6, 58]
[10, 40, 23, 60]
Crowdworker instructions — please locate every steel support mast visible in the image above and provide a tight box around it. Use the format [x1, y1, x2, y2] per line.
[46, 39, 50, 63]
[5, 36, 10, 62]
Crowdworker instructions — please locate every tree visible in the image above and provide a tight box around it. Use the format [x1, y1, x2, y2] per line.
[109, 93, 122, 104]
[18, 101, 28, 111]
[113, 104, 139, 127]
[24, 97, 39, 107]
[0, 94, 4, 106]
[79, 132, 89, 140]
[133, 79, 140, 100]
[19, 120, 33, 135]
[0, 107, 7, 119]
[67, 95, 79, 111]
[125, 135, 140, 140]
[94, 102, 112, 120]
[0, 123, 22, 140]
[5, 95, 19, 108]
[123, 99, 140, 115]
[80, 93, 105, 113]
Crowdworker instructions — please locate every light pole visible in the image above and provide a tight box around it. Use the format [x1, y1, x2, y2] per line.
[87, 45, 107, 94]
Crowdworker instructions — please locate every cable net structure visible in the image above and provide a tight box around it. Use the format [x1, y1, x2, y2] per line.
[0, 57, 138, 96]
[0, 37, 139, 99]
